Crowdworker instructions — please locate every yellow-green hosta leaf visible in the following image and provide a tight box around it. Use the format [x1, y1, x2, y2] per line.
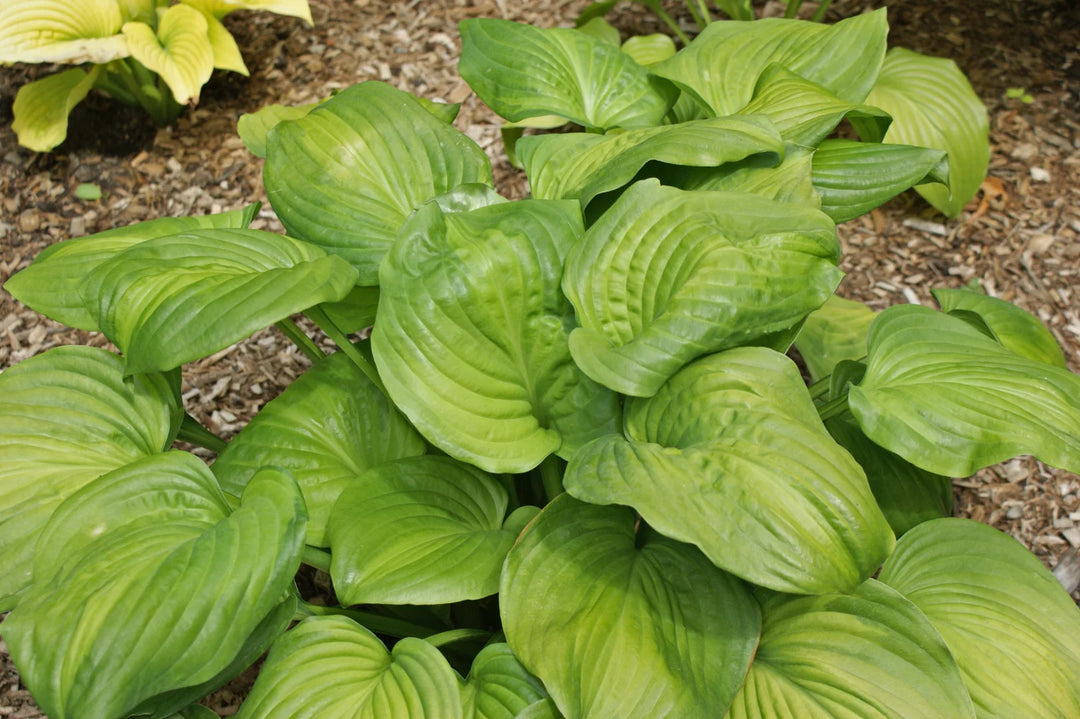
[679, 144, 818, 207]
[0, 346, 181, 610]
[461, 644, 549, 719]
[11, 66, 100, 152]
[879, 518, 1080, 718]
[237, 101, 320, 157]
[205, 9, 248, 73]
[620, 33, 675, 67]
[123, 5, 214, 105]
[0, 0, 128, 63]
[793, 294, 876, 381]
[182, 0, 312, 24]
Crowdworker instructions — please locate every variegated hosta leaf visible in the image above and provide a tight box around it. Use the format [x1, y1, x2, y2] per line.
[458, 18, 677, 130]
[181, 0, 313, 24]
[562, 179, 841, 397]
[263, 81, 493, 284]
[652, 9, 887, 117]
[812, 138, 949, 223]
[0, 0, 129, 64]
[865, 47, 989, 217]
[82, 227, 358, 374]
[565, 347, 894, 594]
[122, 5, 214, 105]
[461, 644, 549, 719]
[3, 453, 307, 719]
[726, 580, 976, 719]
[518, 114, 784, 206]
[0, 346, 181, 610]
[373, 199, 620, 473]
[848, 304, 1080, 476]
[793, 294, 876, 381]
[501, 495, 761, 719]
[3, 204, 259, 330]
[878, 518, 1080, 718]
[213, 350, 426, 546]
[236, 616, 462, 719]
[328, 455, 537, 605]
[11, 66, 100, 153]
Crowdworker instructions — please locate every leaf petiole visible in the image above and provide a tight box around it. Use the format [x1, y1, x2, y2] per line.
[275, 317, 325, 363]
[305, 305, 386, 394]
[176, 413, 227, 453]
[423, 628, 492, 649]
[295, 600, 442, 639]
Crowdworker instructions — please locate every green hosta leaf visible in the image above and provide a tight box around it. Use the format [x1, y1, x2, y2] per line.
[236, 615, 462, 719]
[653, 10, 887, 117]
[0, 346, 180, 610]
[713, 0, 753, 20]
[264, 81, 492, 284]
[11, 66, 100, 153]
[3, 204, 259, 330]
[83, 227, 358, 374]
[620, 34, 676, 67]
[726, 580, 976, 719]
[812, 139, 949, 223]
[501, 494, 761, 719]
[517, 699, 563, 719]
[793, 294, 876, 381]
[878, 518, 1080, 718]
[0, 0, 128, 63]
[458, 18, 677, 130]
[677, 144, 818, 209]
[848, 304, 1080, 476]
[3, 453, 307, 719]
[563, 179, 841, 397]
[932, 286, 1067, 367]
[328, 456, 535, 605]
[461, 644, 548, 719]
[317, 285, 380, 334]
[237, 101, 320, 157]
[519, 115, 784, 207]
[576, 17, 620, 46]
[213, 351, 426, 546]
[169, 706, 220, 719]
[865, 47, 989, 217]
[565, 347, 894, 593]
[123, 6, 214, 104]
[373, 199, 619, 473]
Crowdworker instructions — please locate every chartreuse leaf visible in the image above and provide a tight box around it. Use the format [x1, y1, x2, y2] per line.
[517, 699, 563, 719]
[878, 518, 1080, 718]
[518, 115, 784, 207]
[652, 9, 887, 117]
[812, 139, 949, 223]
[373, 199, 619, 473]
[0, 346, 180, 610]
[793, 294, 876, 381]
[237, 615, 462, 719]
[3, 203, 259, 330]
[0, 0, 128, 64]
[865, 47, 989, 217]
[123, 5, 215, 104]
[186, 0, 313, 24]
[3, 452, 307, 719]
[714, 0, 753, 20]
[181, 0, 248, 73]
[848, 304, 1080, 476]
[932, 286, 1067, 367]
[460, 643, 548, 719]
[565, 348, 894, 594]
[213, 350, 426, 546]
[237, 101, 320, 157]
[329, 456, 538, 605]
[82, 227, 358, 374]
[501, 495, 760, 719]
[458, 18, 677, 129]
[11, 66, 100, 153]
[169, 706, 219, 719]
[620, 34, 676, 67]
[562, 179, 841, 397]
[575, 16, 620, 46]
[264, 81, 493, 284]
[678, 144, 818, 207]
[726, 580, 976, 719]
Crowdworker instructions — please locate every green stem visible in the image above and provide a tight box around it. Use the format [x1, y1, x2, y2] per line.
[424, 628, 491, 649]
[685, 0, 711, 28]
[177, 413, 227, 453]
[295, 600, 441, 639]
[648, 3, 692, 44]
[808, 374, 831, 400]
[540, 456, 565, 503]
[94, 73, 139, 106]
[302, 546, 332, 573]
[306, 306, 386, 394]
[276, 318, 325, 363]
[810, 0, 833, 22]
[783, 0, 803, 18]
[816, 394, 850, 422]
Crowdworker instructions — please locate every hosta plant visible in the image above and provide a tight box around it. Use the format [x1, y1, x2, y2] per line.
[0, 0, 312, 152]
[3, 10, 1079, 719]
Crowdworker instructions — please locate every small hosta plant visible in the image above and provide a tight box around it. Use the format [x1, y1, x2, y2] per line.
[2, 10, 1078, 719]
[0, 0, 312, 152]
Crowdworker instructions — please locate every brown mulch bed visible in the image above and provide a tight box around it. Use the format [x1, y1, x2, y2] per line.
[1, 0, 1079, 715]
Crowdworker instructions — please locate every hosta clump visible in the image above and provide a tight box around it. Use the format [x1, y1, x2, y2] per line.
[2, 9, 1078, 719]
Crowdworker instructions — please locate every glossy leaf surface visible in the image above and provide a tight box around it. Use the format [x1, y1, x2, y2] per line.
[460, 643, 548, 719]
[793, 294, 875, 381]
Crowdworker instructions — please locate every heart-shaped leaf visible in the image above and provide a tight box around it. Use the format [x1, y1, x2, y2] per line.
[3, 204, 259, 330]
[0, 0, 128, 63]
[263, 81, 493, 284]
[460, 643, 548, 719]
[11, 66, 100, 153]
[3, 453, 307, 719]
[83, 227, 358, 374]
[373, 199, 620, 473]
[328, 455, 537, 605]
[848, 304, 1080, 476]
[565, 347, 895, 593]
[562, 179, 841, 397]
[793, 294, 876, 381]
[501, 494, 761, 719]
[236, 615, 463, 719]
[213, 350, 426, 546]
[0, 346, 180, 610]
[458, 18, 677, 130]
[878, 518, 1080, 718]
[123, 6, 214, 104]
[725, 580, 976, 719]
